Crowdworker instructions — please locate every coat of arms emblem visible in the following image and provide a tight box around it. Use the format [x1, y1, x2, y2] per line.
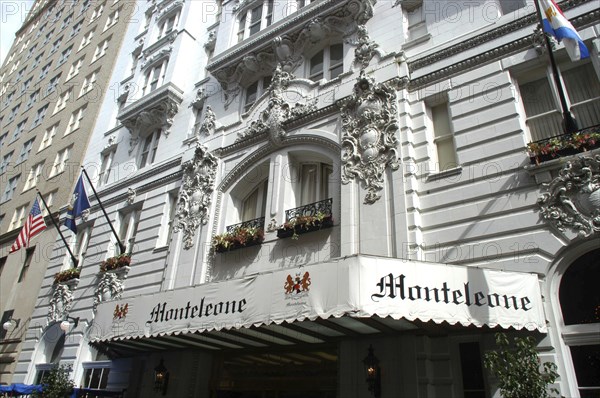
[113, 303, 128, 320]
[284, 272, 311, 295]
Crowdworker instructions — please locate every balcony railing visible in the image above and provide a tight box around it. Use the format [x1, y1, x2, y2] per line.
[213, 217, 265, 253]
[277, 198, 334, 239]
[527, 125, 600, 165]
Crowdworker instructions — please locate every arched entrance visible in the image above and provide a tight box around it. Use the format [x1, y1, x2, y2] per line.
[559, 249, 600, 397]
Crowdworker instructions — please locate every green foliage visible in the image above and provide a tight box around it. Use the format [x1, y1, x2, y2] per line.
[33, 364, 75, 398]
[484, 333, 559, 398]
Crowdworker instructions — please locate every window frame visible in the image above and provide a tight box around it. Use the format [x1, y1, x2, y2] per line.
[309, 43, 344, 82]
[237, 1, 274, 43]
[137, 129, 161, 169]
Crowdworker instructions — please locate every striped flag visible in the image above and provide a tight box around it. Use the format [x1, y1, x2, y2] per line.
[539, 0, 590, 61]
[9, 198, 47, 253]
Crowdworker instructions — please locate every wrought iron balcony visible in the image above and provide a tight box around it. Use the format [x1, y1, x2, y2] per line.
[226, 217, 265, 234]
[278, 198, 334, 239]
[527, 125, 600, 165]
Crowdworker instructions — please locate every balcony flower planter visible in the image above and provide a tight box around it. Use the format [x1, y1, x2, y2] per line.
[100, 254, 132, 273]
[527, 130, 600, 165]
[54, 268, 81, 284]
[277, 214, 334, 239]
[212, 227, 265, 253]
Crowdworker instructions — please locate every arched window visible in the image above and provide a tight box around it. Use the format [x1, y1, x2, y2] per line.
[559, 249, 600, 396]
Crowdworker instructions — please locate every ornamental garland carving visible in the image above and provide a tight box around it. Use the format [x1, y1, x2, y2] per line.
[235, 64, 317, 145]
[348, 25, 382, 69]
[537, 155, 600, 237]
[338, 71, 401, 204]
[48, 283, 76, 323]
[175, 144, 218, 249]
[213, 0, 376, 108]
[197, 106, 217, 136]
[93, 268, 130, 312]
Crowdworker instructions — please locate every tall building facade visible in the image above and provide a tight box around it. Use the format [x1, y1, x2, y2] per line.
[10, 0, 600, 396]
[0, 0, 134, 384]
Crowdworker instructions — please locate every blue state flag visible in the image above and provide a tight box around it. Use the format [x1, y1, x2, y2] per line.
[65, 174, 91, 233]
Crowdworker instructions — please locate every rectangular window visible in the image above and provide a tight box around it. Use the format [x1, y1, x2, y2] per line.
[138, 129, 160, 168]
[80, 70, 98, 96]
[72, 226, 92, 267]
[66, 58, 84, 81]
[70, 20, 83, 38]
[39, 62, 52, 80]
[158, 13, 177, 38]
[519, 62, 600, 141]
[9, 204, 27, 230]
[237, 1, 273, 42]
[427, 100, 457, 171]
[0, 151, 13, 175]
[79, 29, 95, 50]
[92, 38, 110, 62]
[16, 138, 35, 164]
[25, 90, 40, 111]
[20, 77, 32, 95]
[104, 8, 120, 31]
[11, 120, 27, 142]
[82, 365, 110, 389]
[57, 45, 73, 66]
[300, 163, 332, 205]
[32, 52, 44, 68]
[119, 209, 140, 254]
[31, 104, 49, 129]
[54, 89, 72, 114]
[65, 106, 86, 136]
[8, 104, 20, 123]
[143, 61, 167, 94]
[39, 123, 59, 152]
[98, 150, 115, 187]
[41, 190, 56, 217]
[2, 175, 21, 203]
[90, 4, 104, 23]
[157, 192, 178, 247]
[50, 146, 72, 177]
[49, 36, 63, 55]
[18, 248, 36, 283]
[46, 74, 61, 95]
[23, 162, 44, 191]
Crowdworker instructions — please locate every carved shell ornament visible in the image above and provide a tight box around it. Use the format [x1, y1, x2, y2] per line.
[174, 144, 218, 249]
[338, 71, 400, 204]
[537, 155, 600, 237]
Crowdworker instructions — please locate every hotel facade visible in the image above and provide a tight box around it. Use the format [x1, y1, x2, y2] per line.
[9, 0, 600, 396]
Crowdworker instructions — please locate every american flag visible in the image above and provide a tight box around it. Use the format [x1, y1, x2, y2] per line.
[9, 198, 47, 253]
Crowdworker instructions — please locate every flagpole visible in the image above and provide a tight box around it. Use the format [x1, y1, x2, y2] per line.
[36, 191, 79, 267]
[80, 167, 127, 255]
[533, 0, 578, 134]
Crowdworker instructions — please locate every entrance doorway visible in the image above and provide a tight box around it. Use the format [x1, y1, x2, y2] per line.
[211, 346, 337, 398]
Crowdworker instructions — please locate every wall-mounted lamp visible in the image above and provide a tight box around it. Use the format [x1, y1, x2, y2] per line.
[363, 344, 381, 398]
[2, 318, 20, 331]
[154, 358, 169, 395]
[59, 316, 79, 332]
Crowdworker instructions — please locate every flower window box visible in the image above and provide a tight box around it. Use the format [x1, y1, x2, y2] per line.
[54, 267, 81, 284]
[212, 217, 265, 253]
[276, 198, 334, 239]
[100, 254, 132, 273]
[527, 128, 600, 165]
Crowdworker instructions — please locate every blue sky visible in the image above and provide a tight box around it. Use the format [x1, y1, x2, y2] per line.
[1, 0, 35, 64]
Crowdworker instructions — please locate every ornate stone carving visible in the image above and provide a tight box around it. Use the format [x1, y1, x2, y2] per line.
[93, 268, 130, 312]
[348, 25, 381, 69]
[337, 71, 401, 204]
[204, 30, 216, 54]
[197, 106, 217, 136]
[537, 155, 600, 237]
[122, 97, 180, 153]
[236, 64, 316, 144]
[212, 0, 376, 107]
[175, 144, 218, 249]
[191, 88, 208, 110]
[48, 282, 76, 323]
[126, 187, 137, 204]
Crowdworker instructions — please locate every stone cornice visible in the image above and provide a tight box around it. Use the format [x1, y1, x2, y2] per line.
[118, 83, 184, 123]
[207, 0, 342, 72]
[408, 0, 594, 73]
[408, 7, 599, 90]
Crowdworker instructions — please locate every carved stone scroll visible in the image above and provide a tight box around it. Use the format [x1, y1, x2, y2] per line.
[338, 71, 401, 204]
[174, 144, 219, 249]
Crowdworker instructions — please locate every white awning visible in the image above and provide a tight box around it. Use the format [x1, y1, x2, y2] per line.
[90, 255, 546, 345]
